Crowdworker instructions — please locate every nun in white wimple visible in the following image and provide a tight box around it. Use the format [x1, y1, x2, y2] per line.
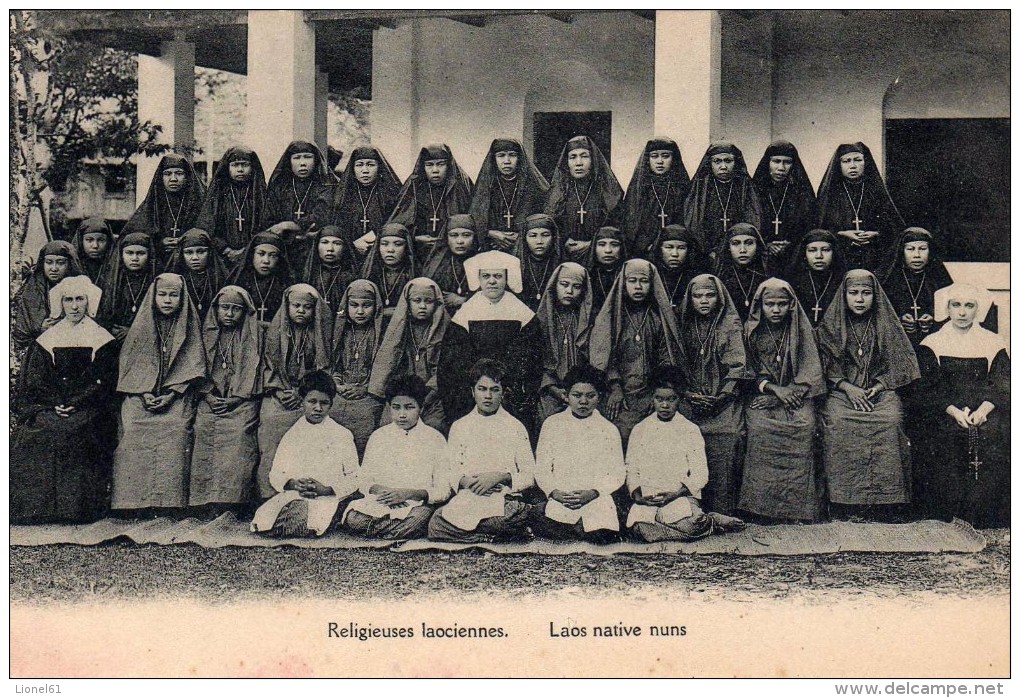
[913, 283, 1009, 527]
[437, 250, 544, 440]
[12, 275, 118, 523]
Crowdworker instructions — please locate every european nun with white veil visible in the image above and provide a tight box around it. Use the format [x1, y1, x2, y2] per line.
[437, 249, 543, 439]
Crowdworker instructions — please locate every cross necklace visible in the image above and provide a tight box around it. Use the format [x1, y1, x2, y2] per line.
[843, 181, 865, 232]
[667, 272, 686, 308]
[496, 176, 519, 230]
[573, 179, 595, 227]
[902, 269, 927, 321]
[292, 179, 312, 220]
[650, 181, 672, 229]
[229, 184, 250, 233]
[713, 179, 734, 232]
[808, 271, 833, 324]
[768, 182, 789, 239]
[252, 276, 276, 322]
[967, 425, 982, 481]
[357, 184, 377, 237]
[163, 190, 186, 238]
[427, 183, 447, 234]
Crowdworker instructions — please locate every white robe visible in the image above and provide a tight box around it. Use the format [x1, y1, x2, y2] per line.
[438, 407, 536, 531]
[344, 421, 448, 521]
[535, 410, 625, 532]
[624, 413, 708, 527]
[250, 416, 360, 535]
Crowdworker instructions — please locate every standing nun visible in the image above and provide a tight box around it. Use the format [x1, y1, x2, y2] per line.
[167, 228, 230, 318]
[469, 137, 549, 251]
[816, 142, 904, 275]
[98, 232, 157, 341]
[881, 226, 954, 347]
[684, 142, 762, 259]
[263, 141, 336, 270]
[620, 137, 692, 256]
[333, 145, 403, 265]
[653, 223, 711, 318]
[388, 144, 474, 261]
[196, 146, 269, 266]
[303, 225, 358, 315]
[714, 223, 770, 322]
[112, 273, 207, 514]
[121, 153, 206, 270]
[359, 221, 418, 321]
[751, 140, 818, 272]
[543, 135, 624, 264]
[513, 212, 563, 311]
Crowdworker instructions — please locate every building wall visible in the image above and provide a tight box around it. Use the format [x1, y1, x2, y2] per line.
[372, 12, 655, 184]
[768, 11, 1009, 185]
[719, 12, 773, 170]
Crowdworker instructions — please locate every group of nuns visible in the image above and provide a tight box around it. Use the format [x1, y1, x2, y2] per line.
[11, 135, 1010, 531]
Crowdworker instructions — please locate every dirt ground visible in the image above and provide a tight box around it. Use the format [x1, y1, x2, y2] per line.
[9, 528, 1009, 605]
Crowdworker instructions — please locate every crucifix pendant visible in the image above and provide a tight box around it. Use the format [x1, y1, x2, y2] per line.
[720, 213, 730, 231]
[910, 301, 921, 319]
[812, 304, 822, 323]
[503, 210, 514, 229]
[658, 207, 668, 228]
[360, 215, 370, 235]
[772, 216, 782, 237]
[577, 205, 587, 226]
[970, 459, 981, 480]
[258, 306, 266, 322]
[294, 204, 305, 221]
[170, 223, 181, 237]
[430, 213, 440, 233]
[852, 215, 862, 232]
[236, 211, 245, 231]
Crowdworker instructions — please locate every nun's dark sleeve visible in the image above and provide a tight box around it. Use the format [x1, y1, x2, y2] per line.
[437, 322, 476, 422]
[508, 315, 543, 417]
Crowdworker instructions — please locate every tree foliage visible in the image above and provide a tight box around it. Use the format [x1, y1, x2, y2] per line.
[10, 10, 169, 262]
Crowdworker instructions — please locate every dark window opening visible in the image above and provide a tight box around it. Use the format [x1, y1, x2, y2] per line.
[101, 165, 129, 195]
[885, 118, 1010, 263]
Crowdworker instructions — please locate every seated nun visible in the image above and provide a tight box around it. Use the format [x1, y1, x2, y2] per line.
[343, 373, 449, 540]
[251, 371, 361, 537]
[428, 359, 536, 543]
[532, 364, 626, 544]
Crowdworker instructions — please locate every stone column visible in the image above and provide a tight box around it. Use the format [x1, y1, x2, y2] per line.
[314, 66, 329, 159]
[245, 10, 317, 169]
[654, 10, 721, 161]
[136, 40, 196, 206]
